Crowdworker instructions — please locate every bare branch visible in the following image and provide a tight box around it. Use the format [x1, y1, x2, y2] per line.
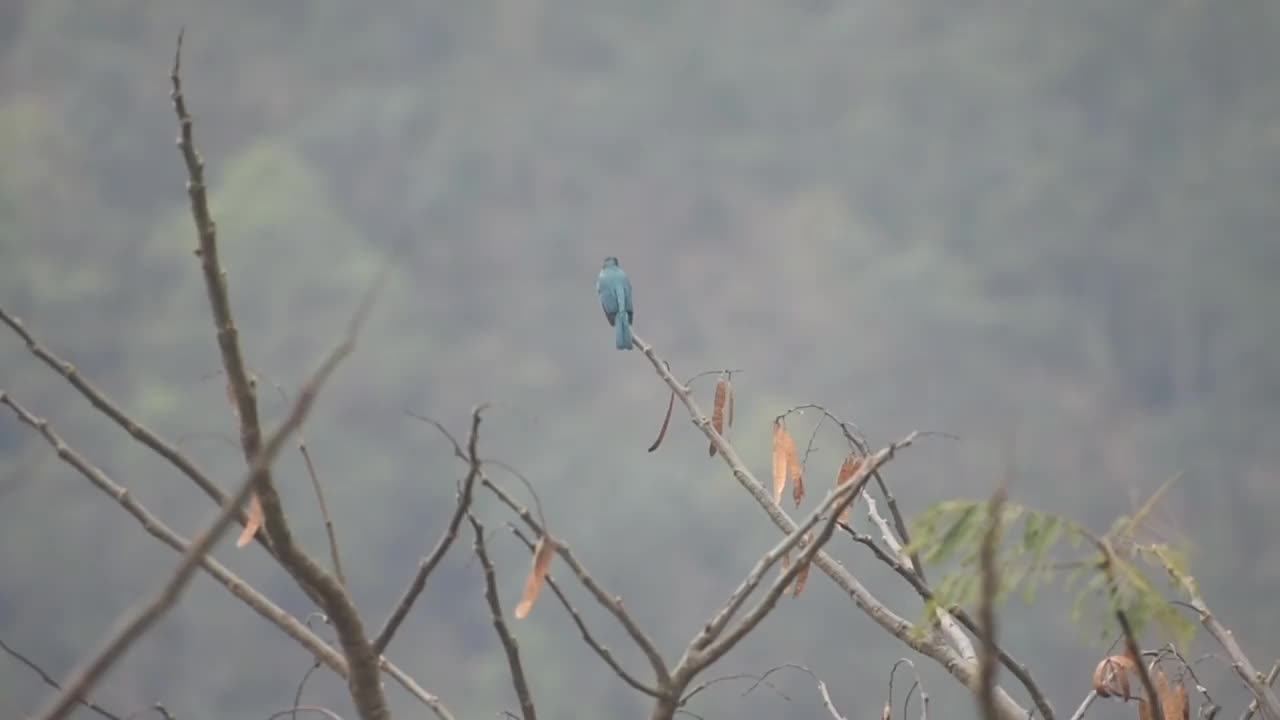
[682, 463, 871, 679]
[299, 443, 345, 587]
[29, 317, 355, 720]
[0, 306, 260, 539]
[375, 407, 485, 654]
[1242, 662, 1280, 720]
[0, 636, 123, 720]
[0, 391, 353, 666]
[1116, 606, 1163, 720]
[773, 665, 848, 720]
[688, 441, 899, 654]
[1167, 569, 1280, 720]
[171, 30, 394, 720]
[483, 475, 671, 687]
[977, 483, 1008, 720]
[469, 514, 537, 720]
[508, 526, 660, 698]
[631, 332, 1031, 720]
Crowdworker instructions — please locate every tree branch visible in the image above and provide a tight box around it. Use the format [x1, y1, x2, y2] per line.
[374, 408, 484, 655]
[483, 475, 671, 687]
[683, 461, 875, 680]
[469, 513, 537, 720]
[688, 440, 901, 655]
[630, 332, 1031, 720]
[0, 306, 260, 541]
[508, 526, 660, 697]
[29, 322, 355, 720]
[1169, 570, 1280, 720]
[299, 443, 345, 587]
[171, 30, 392, 720]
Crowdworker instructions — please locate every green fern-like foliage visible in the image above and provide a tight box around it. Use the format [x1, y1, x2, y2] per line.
[905, 495, 1195, 648]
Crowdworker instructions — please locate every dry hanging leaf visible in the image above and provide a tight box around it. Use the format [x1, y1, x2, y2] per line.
[1092, 654, 1137, 700]
[236, 494, 264, 548]
[882, 702, 892, 720]
[647, 389, 675, 453]
[792, 532, 814, 597]
[514, 534, 556, 619]
[784, 430, 802, 507]
[1174, 683, 1189, 720]
[792, 462, 806, 507]
[836, 455, 864, 524]
[709, 377, 728, 456]
[772, 421, 788, 503]
[1156, 671, 1175, 720]
[1140, 699, 1153, 720]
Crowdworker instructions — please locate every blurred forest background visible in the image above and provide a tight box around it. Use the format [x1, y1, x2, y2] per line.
[2, 1, 1278, 718]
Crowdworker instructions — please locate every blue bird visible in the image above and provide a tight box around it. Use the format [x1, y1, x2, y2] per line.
[596, 256, 634, 350]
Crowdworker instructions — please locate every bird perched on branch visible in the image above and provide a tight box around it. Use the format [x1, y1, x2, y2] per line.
[596, 256, 634, 350]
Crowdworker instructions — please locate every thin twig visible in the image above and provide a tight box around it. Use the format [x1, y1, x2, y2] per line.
[30, 323, 355, 720]
[266, 707, 344, 720]
[469, 514, 537, 720]
[508, 526, 660, 698]
[290, 660, 323, 720]
[299, 444, 345, 587]
[482, 475, 671, 687]
[0, 637, 123, 720]
[375, 407, 485, 654]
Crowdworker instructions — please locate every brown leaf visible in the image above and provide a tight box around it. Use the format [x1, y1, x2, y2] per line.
[1140, 699, 1152, 720]
[236, 494, 264, 548]
[792, 463, 806, 507]
[709, 377, 728, 456]
[1092, 654, 1137, 700]
[514, 534, 556, 619]
[647, 389, 675, 453]
[783, 429, 802, 506]
[836, 455, 864, 524]
[882, 702, 892, 720]
[793, 532, 813, 598]
[1156, 671, 1175, 720]
[772, 421, 788, 504]
[1174, 683, 1189, 720]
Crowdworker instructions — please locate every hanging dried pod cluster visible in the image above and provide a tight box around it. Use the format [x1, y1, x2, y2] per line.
[1092, 654, 1191, 720]
[709, 374, 735, 456]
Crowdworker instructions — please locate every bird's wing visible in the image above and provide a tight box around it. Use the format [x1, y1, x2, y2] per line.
[599, 272, 619, 324]
[622, 274, 634, 323]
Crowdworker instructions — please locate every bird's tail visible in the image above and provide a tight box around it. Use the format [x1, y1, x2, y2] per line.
[614, 288, 634, 351]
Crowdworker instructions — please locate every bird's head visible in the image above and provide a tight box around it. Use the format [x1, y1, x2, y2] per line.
[602, 256, 620, 268]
